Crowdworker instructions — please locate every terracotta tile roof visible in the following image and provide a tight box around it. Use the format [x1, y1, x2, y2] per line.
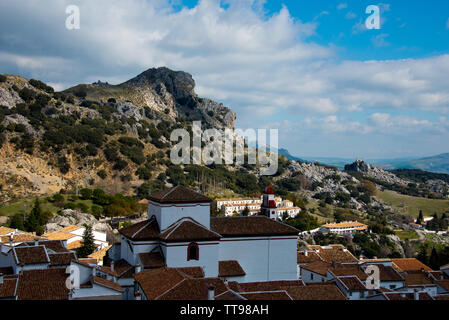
[215, 290, 245, 300]
[158, 277, 228, 300]
[321, 221, 368, 230]
[42, 231, 77, 240]
[297, 251, 322, 264]
[0, 227, 15, 236]
[91, 275, 124, 292]
[301, 260, 331, 276]
[436, 280, 449, 292]
[175, 267, 205, 278]
[88, 245, 112, 260]
[285, 283, 347, 300]
[210, 216, 299, 237]
[428, 271, 449, 281]
[314, 246, 359, 264]
[391, 258, 432, 272]
[435, 295, 449, 300]
[13, 246, 49, 265]
[119, 217, 160, 241]
[336, 276, 367, 291]
[78, 258, 98, 265]
[1, 233, 45, 243]
[148, 185, 211, 204]
[218, 260, 246, 277]
[37, 240, 69, 253]
[66, 240, 83, 250]
[229, 280, 305, 293]
[138, 251, 165, 269]
[403, 271, 434, 286]
[48, 252, 77, 266]
[374, 264, 404, 282]
[134, 268, 187, 300]
[329, 263, 368, 281]
[18, 240, 69, 253]
[58, 225, 82, 233]
[239, 291, 292, 300]
[384, 292, 433, 300]
[100, 259, 134, 278]
[16, 268, 69, 300]
[0, 277, 17, 298]
[159, 218, 221, 242]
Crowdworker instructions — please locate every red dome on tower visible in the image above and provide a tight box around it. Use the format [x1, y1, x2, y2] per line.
[264, 185, 275, 195]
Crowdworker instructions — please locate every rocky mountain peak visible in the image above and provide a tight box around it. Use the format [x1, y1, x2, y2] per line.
[123, 67, 196, 101]
[344, 158, 370, 173]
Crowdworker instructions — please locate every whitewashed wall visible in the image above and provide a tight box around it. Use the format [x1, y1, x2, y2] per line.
[149, 201, 210, 230]
[162, 241, 219, 277]
[218, 236, 297, 282]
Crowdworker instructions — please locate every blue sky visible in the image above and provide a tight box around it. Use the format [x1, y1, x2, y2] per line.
[1, 0, 449, 160]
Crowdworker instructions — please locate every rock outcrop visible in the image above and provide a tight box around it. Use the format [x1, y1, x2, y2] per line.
[44, 209, 113, 234]
[345, 159, 410, 185]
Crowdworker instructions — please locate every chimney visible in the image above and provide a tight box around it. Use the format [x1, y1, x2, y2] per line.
[414, 289, 419, 301]
[34, 237, 39, 247]
[9, 235, 13, 246]
[135, 264, 142, 274]
[135, 291, 142, 301]
[304, 251, 308, 257]
[91, 266, 96, 277]
[331, 260, 337, 267]
[111, 261, 115, 273]
[207, 285, 215, 300]
[0, 273, 3, 285]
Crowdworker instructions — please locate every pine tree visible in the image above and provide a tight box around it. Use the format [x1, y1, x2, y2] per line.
[77, 225, 96, 258]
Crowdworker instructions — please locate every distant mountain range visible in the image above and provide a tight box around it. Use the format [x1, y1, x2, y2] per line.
[279, 149, 449, 175]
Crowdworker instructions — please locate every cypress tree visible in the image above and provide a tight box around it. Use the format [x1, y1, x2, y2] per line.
[241, 205, 250, 217]
[429, 247, 440, 270]
[416, 210, 424, 225]
[77, 225, 96, 258]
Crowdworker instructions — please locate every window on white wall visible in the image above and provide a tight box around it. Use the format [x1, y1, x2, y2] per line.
[187, 242, 199, 261]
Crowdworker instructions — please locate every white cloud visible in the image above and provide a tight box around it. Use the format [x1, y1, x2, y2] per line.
[371, 33, 390, 47]
[1, 0, 449, 136]
[345, 11, 357, 19]
[337, 3, 348, 10]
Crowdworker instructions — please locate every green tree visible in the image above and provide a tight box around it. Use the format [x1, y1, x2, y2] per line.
[9, 213, 25, 230]
[24, 198, 50, 235]
[429, 247, 440, 270]
[77, 225, 96, 258]
[417, 210, 424, 225]
[80, 188, 93, 200]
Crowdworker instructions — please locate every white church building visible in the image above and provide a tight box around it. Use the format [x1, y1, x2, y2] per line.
[117, 185, 299, 283]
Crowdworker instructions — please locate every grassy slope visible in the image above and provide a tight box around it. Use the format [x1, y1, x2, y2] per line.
[394, 229, 419, 240]
[0, 195, 93, 217]
[377, 190, 449, 217]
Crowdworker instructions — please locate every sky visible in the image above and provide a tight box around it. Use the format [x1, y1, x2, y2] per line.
[1, 0, 449, 160]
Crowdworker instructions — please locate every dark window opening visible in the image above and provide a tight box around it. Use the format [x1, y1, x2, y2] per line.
[187, 242, 199, 261]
